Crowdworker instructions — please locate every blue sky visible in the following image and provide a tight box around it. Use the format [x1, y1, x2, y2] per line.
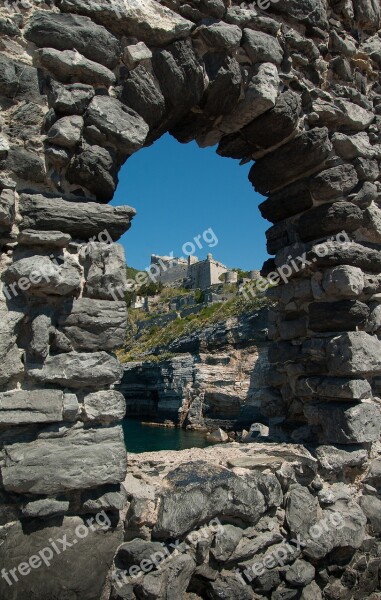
[111, 133, 269, 271]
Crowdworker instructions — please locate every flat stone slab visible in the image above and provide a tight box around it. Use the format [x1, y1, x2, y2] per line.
[227, 455, 283, 470]
[2, 425, 127, 494]
[0, 390, 64, 425]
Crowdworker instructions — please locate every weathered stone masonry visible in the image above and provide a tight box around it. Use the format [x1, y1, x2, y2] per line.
[0, 0, 381, 597]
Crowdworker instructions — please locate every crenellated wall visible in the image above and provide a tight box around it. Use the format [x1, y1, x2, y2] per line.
[0, 0, 381, 597]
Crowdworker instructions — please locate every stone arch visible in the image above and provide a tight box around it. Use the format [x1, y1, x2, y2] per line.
[1, 0, 381, 597]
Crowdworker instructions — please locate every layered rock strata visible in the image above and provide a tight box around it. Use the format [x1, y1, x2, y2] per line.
[0, 0, 380, 597]
[119, 310, 270, 429]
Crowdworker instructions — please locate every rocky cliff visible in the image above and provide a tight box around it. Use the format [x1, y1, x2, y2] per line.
[119, 309, 270, 430]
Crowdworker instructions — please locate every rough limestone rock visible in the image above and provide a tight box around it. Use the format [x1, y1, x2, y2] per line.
[28, 351, 123, 389]
[249, 128, 332, 194]
[0, 516, 123, 600]
[121, 65, 167, 129]
[219, 62, 279, 135]
[36, 47, 116, 86]
[326, 331, 381, 376]
[58, 298, 127, 351]
[61, 0, 194, 43]
[243, 29, 284, 65]
[83, 390, 126, 424]
[79, 242, 128, 300]
[47, 80, 95, 114]
[296, 377, 372, 400]
[304, 401, 381, 444]
[315, 445, 368, 476]
[66, 143, 119, 202]
[46, 114, 84, 148]
[4, 255, 82, 297]
[19, 193, 135, 239]
[194, 22, 242, 51]
[153, 461, 282, 538]
[86, 96, 149, 154]
[2, 425, 127, 494]
[26, 12, 120, 69]
[0, 390, 64, 425]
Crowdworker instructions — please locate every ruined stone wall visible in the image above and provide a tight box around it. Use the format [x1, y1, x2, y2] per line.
[0, 0, 381, 597]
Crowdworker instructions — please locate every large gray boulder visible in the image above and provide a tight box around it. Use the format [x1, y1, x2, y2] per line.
[85, 96, 149, 155]
[296, 377, 372, 400]
[153, 461, 282, 538]
[304, 401, 381, 444]
[4, 255, 82, 297]
[25, 12, 120, 69]
[308, 164, 358, 201]
[58, 298, 127, 351]
[83, 390, 126, 423]
[315, 445, 368, 477]
[134, 553, 196, 600]
[66, 143, 119, 202]
[59, 0, 194, 44]
[46, 115, 84, 148]
[48, 80, 95, 115]
[219, 62, 279, 135]
[243, 29, 284, 65]
[121, 65, 167, 129]
[303, 497, 367, 560]
[326, 331, 381, 376]
[2, 424, 127, 494]
[36, 48, 116, 86]
[249, 128, 332, 195]
[152, 40, 204, 120]
[285, 484, 319, 540]
[79, 242, 128, 300]
[28, 351, 123, 389]
[19, 193, 135, 240]
[0, 515, 123, 600]
[308, 299, 369, 332]
[194, 22, 242, 51]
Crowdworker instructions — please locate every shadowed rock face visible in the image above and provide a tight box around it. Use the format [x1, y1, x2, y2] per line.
[1, 0, 381, 597]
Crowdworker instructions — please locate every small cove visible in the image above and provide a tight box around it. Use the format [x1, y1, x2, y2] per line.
[122, 419, 213, 453]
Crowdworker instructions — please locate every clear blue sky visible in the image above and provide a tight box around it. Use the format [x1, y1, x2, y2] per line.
[111, 133, 269, 272]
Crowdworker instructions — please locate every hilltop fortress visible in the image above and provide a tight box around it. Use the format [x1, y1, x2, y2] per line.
[150, 252, 239, 289]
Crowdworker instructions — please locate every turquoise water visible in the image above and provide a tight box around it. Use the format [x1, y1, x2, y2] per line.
[122, 419, 212, 453]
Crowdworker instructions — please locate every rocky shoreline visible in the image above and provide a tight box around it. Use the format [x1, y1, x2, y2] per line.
[107, 441, 381, 600]
[118, 310, 270, 430]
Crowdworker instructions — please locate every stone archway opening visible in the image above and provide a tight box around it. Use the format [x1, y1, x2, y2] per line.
[1, 0, 381, 598]
[110, 131, 268, 275]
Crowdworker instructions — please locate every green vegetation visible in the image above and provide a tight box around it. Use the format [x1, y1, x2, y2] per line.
[117, 294, 269, 363]
[194, 289, 205, 304]
[233, 267, 250, 279]
[125, 265, 163, 306]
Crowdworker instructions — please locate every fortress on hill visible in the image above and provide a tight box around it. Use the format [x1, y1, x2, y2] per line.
[150, 253, 239, 290]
